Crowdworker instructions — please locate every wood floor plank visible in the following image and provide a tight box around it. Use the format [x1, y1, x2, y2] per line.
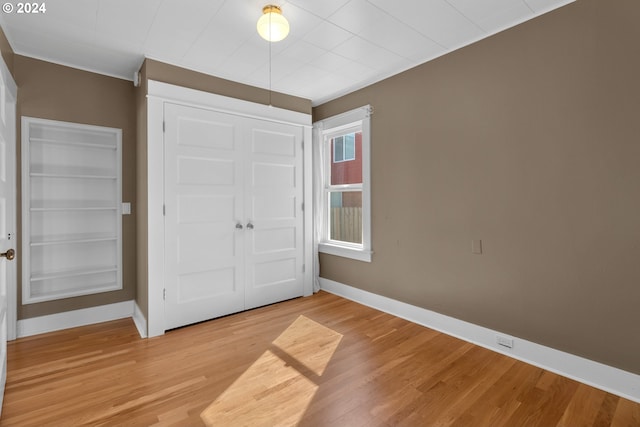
[594, 393, 622, 427]
[556, 383, 607, 427]
[0, 291, 637, 427]
[611, 398, 640, 427]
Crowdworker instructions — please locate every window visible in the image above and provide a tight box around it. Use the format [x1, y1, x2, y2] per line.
[333, 133, 356, 162]
[315, 106, 372, 262]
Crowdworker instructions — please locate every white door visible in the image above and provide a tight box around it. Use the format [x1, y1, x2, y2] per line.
[0, 64, 17, 412]
[164, 104, 304, 330]
[164, 104, 245, 330]
[244, 118, 304, 309]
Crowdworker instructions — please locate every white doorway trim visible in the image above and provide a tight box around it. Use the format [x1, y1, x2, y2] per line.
[0, 55, 17, 342]
[146, 80, 313, 337]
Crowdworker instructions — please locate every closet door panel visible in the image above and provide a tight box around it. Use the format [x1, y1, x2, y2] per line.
[163, 103, 305, 330]
[177, 156, 235, 186]
[176, 268, 236, 303]
[177, 194, 236, 224]
[244, 119, 304, 309]
[164, 104, 245, 330]
[253, 194, 297, 219]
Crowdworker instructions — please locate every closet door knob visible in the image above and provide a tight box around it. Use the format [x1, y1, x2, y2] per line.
[1, 248, 15, 261]
[246, 222, 254, 230]
[235, 222, 243, 230]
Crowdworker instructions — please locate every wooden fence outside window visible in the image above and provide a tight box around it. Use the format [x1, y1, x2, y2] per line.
[330, 207, 362, 244]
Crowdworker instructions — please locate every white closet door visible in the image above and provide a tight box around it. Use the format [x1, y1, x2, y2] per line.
[244, 118, 304, 309]
[164, 103, 245, 330]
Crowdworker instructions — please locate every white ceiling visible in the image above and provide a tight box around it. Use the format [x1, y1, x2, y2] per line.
[0, 0, 573, 105]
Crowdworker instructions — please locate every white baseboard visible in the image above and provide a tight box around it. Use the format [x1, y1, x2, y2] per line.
[133, 301, 148, 338]
[320, 278, 640, 403]
[17, 300, 134, 338]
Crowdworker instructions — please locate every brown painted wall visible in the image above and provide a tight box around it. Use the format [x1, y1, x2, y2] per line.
[314, 0, 640, 374]
[135, 59, 312, 320]
[15, 55, 137, 319]
[145, 59, 311, 114]
[0, 25, 14, 76]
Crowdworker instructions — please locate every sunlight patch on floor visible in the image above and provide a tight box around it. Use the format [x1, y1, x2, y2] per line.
[200, 315, 343, 427]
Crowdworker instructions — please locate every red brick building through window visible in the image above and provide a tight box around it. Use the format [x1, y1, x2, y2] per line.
[330, 131, 362, 208]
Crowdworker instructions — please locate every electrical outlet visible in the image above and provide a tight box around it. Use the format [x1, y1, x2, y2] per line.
[472, 239, 482, 254]
[496, 335, 514, 349]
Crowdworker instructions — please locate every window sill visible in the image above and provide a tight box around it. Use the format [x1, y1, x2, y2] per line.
[319, 243, 372, 263]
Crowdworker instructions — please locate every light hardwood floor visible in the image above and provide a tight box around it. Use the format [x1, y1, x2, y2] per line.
[1, 291, 638, 426]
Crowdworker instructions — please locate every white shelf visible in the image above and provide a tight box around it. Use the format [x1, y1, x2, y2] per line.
[30, 173, 117, 180]
[31, 265, 118, 282]
[28, 282, 120, 303]
[22, 117, 123, 304]
[29, 137, 117, 150]
[31, 234, 117, 247]
[30, 207, 118, 212]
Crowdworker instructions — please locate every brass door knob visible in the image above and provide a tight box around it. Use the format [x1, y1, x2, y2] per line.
[1, 248, 15, 261]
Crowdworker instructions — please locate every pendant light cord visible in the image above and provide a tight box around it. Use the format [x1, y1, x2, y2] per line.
[269, 11, 273, 107]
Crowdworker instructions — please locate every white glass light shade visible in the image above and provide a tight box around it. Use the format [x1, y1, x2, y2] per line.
[257, 5, 290, 42]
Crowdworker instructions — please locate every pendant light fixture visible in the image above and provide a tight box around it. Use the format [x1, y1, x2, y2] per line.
[257, 4, 290, 106]
[257, 5, 290, 42]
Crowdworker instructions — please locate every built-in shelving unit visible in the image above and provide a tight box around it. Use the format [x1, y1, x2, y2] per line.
[22, 117, 122, 304]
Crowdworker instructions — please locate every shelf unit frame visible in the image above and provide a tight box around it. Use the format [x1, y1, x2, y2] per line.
[21, 117, 123, 304]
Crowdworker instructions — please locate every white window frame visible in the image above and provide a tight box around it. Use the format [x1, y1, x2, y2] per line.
[317, 106, 372, 262]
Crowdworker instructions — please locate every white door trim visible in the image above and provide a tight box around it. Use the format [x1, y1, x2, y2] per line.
[0, 54, 17, 341]
[146, 80, 312, 337]
[147, 81, 311, 127]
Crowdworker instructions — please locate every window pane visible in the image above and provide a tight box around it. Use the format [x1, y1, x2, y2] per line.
[333, 136, 344, 162]
[330, 192, 343, 208]
[329, 191, 362, 244]
[344, 133, 355, 160]
[330, 131, 362, 185]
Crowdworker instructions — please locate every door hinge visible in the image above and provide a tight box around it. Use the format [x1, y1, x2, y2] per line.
[301, 202, 304, 211]
[163, 204, 166, 216]
[302, 264, 305, 273]
[163, 289, 166, 300]
[163, 121, 165, 133]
